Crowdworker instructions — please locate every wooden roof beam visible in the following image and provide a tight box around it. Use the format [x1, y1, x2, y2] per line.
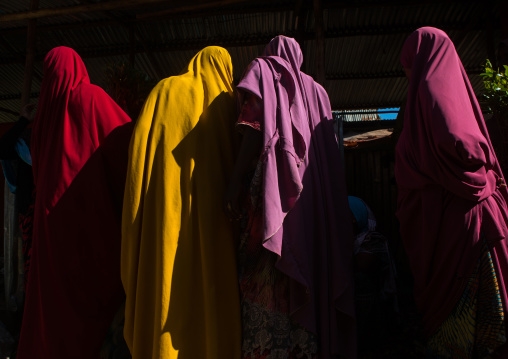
[0, 23, 486, 66]
[136, 0, 261, 20]
[21, 0, 39, 108]
[0, 0, 253, 23]
[2, 0, 492, 35]
[0, 0, 168, 22]
[3, 15, 489, 40]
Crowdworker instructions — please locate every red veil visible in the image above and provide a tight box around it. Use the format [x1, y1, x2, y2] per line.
[17, 47, 131, 358]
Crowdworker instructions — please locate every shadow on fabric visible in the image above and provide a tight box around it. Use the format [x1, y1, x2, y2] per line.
[39, 122, 133, 357]
[163, 91, 240, 358]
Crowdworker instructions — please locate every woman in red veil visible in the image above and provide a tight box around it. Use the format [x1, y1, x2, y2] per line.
[17, 46, 131, 359]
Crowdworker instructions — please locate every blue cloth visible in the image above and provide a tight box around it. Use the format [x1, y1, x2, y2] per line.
[15, 138, 32, 166]
[348, 196, 368, 233]
[1, 138, 32, 193]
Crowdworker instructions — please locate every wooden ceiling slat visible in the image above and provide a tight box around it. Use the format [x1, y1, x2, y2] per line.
[0, 0, 177, 22]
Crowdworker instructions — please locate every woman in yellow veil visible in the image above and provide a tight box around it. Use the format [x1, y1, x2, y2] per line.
[121, 46, 241, 359]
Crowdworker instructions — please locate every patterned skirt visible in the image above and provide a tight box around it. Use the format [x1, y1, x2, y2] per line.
[426, 243, 506, 358]
[238, 163, 318, 359]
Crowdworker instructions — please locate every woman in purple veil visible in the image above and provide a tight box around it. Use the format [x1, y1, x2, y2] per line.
[225, 35, 356, 358]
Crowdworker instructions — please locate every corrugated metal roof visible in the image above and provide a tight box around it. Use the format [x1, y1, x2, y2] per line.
[335, 109, 384, 122]
[0, 0, 501, 123]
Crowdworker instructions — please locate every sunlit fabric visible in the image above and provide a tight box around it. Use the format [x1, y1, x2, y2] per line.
[121, 46, 241, 359]
[395, 28, 508, 352]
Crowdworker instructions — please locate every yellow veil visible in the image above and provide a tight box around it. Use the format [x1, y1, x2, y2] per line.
[121, 46, 241, 359]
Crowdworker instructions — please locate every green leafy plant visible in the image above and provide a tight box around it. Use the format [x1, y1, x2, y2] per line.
[480, 59, 508, 116]
[480, 60, 508, 170]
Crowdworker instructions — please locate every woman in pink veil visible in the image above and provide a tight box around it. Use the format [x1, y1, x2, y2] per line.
[396, 27, 508, 357]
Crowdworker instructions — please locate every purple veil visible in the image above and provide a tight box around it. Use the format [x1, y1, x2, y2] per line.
[237, 36, 356, 358]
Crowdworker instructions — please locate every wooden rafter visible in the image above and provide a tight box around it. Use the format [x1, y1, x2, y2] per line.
[0, 0, 168, 22]
[0, 14, 491, 67]
[0, 0, 252, 23]
[136, 0, 254, 20]
[1, 2, 491, 38]
[0, 0, 467, 24]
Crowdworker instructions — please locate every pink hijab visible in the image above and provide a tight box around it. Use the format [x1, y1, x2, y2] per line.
[396, 27, 508, 336]
[237, 36, 356, 358]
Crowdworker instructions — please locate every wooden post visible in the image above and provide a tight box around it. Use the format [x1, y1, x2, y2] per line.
[21, 0, 39, 107]
[129, 24, 136, 67]
[313, 0, 325, 85]
[294, 0, 305, 72]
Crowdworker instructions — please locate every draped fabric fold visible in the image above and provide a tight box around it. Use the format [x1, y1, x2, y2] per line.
[395, 27, 508, 337]
[237, 36, 356, 358]
[18, 46, 131, 359]
[121, 46, 241, 359]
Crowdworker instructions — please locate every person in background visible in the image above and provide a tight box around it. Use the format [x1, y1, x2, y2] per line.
[121, 46, 241, 359]
[396, 27, 508, 357]
[348, 196, 397, 355]
[17, 46, 132, 359]
[0, 103, 35, 357]
[225, 35, 356, 358]
[0, 104, 35, 292]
